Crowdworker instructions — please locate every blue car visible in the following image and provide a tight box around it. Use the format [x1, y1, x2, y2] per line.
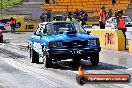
[28, 21, 101, 68]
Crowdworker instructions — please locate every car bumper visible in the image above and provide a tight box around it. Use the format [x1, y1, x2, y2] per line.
[46, 47, 101, 59]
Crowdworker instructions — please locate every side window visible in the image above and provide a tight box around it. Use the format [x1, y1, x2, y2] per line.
[46, 24, 54, 35]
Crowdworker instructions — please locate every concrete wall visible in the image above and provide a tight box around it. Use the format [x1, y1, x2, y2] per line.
[90, 29, 125, 51]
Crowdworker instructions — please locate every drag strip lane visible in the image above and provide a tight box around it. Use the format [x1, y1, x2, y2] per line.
[0, 43, 132, 88]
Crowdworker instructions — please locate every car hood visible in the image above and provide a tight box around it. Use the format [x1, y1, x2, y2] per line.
[42, 32, 99, 42]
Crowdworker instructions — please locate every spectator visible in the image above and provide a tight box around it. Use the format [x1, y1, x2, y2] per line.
[117, 10, 127, 49]
[80, 14, 87, 26]
[71, 15, 76, 21]
[46, 10, 52, 22]
[99, 6, 107, 29]
[84, 12, 88, 21]
[74, 9, 80, 19]
[66, 15, 72, 21]
[68, 12, 72, 18]
[9, 17, 16, 33]
[79, 9, 85, 16]
[40, 13, 45, 22]
[115, 10, 118, 17]
[107, 9, 113, 18]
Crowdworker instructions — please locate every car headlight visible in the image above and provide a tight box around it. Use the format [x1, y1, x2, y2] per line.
[88, 40, 100, 45]
[49, 42, 63, 48]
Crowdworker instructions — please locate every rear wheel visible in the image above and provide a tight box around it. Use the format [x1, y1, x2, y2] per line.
[30, 48, 39, 63]
[90, 53, 99, 66]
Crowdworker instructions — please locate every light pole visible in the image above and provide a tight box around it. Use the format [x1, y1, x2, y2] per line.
[1, 0, 2, 17]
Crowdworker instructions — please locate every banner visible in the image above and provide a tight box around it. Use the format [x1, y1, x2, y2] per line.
[0, 16, 38, 32]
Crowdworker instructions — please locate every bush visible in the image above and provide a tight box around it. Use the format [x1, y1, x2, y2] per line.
[0, 0, 22, 10]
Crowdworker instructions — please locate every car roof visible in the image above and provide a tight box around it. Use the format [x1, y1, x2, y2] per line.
[39, 21, 77, 26]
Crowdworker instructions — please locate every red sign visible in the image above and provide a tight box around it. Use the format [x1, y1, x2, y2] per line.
[105, 33, 115, 45]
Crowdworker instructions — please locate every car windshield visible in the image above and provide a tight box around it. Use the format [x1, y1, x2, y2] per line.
[72, 21, 86, 33]
[123, 17, 131, 22]
[46, 22, 85, 35]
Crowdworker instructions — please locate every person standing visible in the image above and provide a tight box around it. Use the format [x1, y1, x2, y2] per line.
[66, 15, 72, 21]
[74, 9, 80, 19]
[9, 17, 16, 33]
[46, 10, 51, 22]
[80, 14, 87, 26]
[117, 10, 127, 49]
[107, 9, 113, 18]
[115, 9, 118, 17]
[40, 13, 45, 22]
[99, 6, 107, 29]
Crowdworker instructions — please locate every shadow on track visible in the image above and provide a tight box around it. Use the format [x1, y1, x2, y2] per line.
[43, 60, 127, 71]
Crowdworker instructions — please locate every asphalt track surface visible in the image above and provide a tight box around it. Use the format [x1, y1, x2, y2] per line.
[0, 32, 132, 88]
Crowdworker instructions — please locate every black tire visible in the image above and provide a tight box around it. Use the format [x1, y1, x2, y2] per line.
[30, 49, 39, 63]
[43, 51, 52, 68]
[0, 38, 3, 43]
[90, 53, 99, 66]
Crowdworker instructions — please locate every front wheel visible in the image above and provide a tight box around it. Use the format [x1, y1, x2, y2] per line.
[90, 53, 99, 66]
[0, 38, 3, 43]
[30, 48, 39, 63]
[43, 51, 52, 68]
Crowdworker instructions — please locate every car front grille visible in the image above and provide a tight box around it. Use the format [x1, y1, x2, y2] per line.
[63, 40, 88, 48]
